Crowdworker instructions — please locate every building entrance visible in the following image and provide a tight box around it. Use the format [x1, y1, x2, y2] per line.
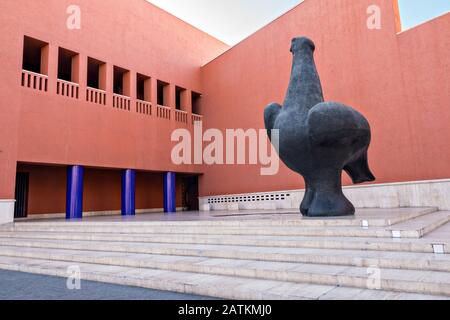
[14, 172, 29, 218]
[182, 176, 199, 211]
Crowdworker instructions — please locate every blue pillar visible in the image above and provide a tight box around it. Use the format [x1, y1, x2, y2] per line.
[66, 165, 84, 220]
[121, 169, 136, 216]
[163, 172, 176, 213]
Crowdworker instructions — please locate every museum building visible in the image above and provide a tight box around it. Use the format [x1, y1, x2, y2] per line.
[0, 0, 449, 223]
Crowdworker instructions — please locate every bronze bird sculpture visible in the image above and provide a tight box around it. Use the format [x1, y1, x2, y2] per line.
[264, 37, 375, 217]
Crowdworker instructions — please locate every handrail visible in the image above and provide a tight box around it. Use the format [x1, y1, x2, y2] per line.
[113, 92, 130, 99]
[157, 104, 171, 110]
[22, 69, 48, 78]
[87, 86, 106, 93]
[57, 78, 79, 86]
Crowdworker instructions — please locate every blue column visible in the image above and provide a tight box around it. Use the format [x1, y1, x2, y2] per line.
[121, 169, 136, 216]
[66, 165, 84, 220]
[163, 172, 176, 213]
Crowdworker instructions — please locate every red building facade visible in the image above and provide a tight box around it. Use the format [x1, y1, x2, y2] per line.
[0, 0, 449, 223]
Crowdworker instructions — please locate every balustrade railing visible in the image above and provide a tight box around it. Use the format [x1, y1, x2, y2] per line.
[113, 93, 131, 111]
[20, 71, 205, 127]
[21, 70, 48, 92]
[157, 105, 171, 120]
[175, 109, 188, 123]
[86, 87, 107, 105]
[136, 99, 152, 115]
[191, 113, 203, 125]
[57, 79, 79, 99]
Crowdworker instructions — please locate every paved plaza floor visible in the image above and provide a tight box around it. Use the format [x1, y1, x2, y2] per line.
[0, 269, 214, 300]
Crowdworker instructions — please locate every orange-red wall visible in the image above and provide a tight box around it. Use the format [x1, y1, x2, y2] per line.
[1, 0, 449, 209]
[199, 0, 450, 197]
[18, 164, 183, 215]
[17, 164, 66, 214]
[0, 0, 228, 199]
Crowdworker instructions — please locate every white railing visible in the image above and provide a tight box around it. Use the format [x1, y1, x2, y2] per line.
[157, 105, 171, 120]
[21, 70, 48, 92]
[57, 79, 79, 99]
[136, 99, 152, 115]
[175, 109, 188, 123]
[86, 87, 106, 105]
[192, 113, 203, 125]
[20, 70, 204, 127]
[113, 93, 131, 111]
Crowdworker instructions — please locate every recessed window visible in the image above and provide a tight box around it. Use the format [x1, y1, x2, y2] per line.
[58, 47, 79, 82]
[157, 80, 169, 106]
[114, 66, 130, 96]
[192, 91, 202, 115]
[175, 86, 186, 110]
[87, 57, 106, 90]
[22, 36, 49, 74]
[137, 73, 151, 101]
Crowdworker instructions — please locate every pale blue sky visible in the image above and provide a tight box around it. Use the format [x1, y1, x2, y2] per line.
[147, 0, 304, 45]
[398, 0, 450, 31]
[147, 0, 450, 45]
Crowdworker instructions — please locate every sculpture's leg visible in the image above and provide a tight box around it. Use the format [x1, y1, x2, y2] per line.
[300, 179, 314, 216]
[344, 149, 376, 184]
[306, 169, 355, 217]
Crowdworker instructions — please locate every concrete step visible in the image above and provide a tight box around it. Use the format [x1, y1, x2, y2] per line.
[388, 211, 450, 238]
[7, 207, 437, 228]
[0, 224, 398, 238]
[425, 221, 450, 240]
[2, 209, 445, 239]
[0, 255, 446, 300]
[0, 238, 448, 271]
[0, 246, 449, 296]
[0, 231, 447, 254]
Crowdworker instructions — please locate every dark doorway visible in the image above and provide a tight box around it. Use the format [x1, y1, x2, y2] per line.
[87, 57, 105, 89]
[157, 80, 169, 106]
[191, 91, 201, 115]
[182, 176, 199, 211]
[22, 36, 48, 74]
[175, 86, 185, 110]
[113, 66, 130, 96]
[58, 47, 78, 82]
[14, 172, 29, 218]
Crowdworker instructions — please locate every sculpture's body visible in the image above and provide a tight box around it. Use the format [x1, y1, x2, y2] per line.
[264, 37, 375, 217]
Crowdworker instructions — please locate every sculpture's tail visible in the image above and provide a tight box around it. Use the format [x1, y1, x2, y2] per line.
[344, 150, 376, 184]
[264, 103, 282, 141]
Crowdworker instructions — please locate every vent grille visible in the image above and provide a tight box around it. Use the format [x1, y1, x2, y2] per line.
[207, 193, 291, 204]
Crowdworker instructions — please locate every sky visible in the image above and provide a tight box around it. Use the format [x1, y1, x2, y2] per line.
[398, 0, 450, 31]
[146, 0, 304, 45]
[147, 0, 450, 45]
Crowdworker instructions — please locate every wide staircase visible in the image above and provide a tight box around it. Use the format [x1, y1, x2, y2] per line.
[0, 207, 449, 300]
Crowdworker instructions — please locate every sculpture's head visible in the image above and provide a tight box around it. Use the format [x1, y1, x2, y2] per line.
[290, 37, 315, 54]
